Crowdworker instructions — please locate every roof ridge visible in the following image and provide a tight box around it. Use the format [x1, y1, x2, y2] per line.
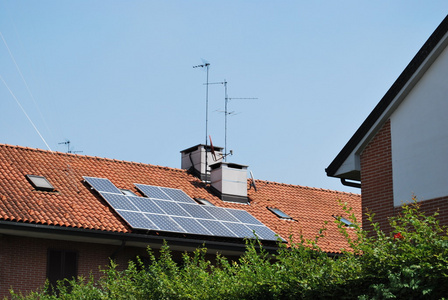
[252, 178, 360, 196]
[0, 143, 187, 174]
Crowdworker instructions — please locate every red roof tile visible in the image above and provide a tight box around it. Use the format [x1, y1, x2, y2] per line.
[0, 144, 361, 253]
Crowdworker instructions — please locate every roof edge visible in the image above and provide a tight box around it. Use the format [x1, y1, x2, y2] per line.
[326, 14, 448, 178]
[0, 220, 279, 254]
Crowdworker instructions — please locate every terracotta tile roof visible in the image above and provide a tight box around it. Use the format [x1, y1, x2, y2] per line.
[0, 144, 361, 253]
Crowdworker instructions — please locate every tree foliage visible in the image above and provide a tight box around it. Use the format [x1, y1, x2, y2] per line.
[9, 198, 448, 299]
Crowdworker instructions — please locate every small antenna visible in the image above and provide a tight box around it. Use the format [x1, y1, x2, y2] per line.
[209, 135, 232, 161]
[59, 140, 83, 154]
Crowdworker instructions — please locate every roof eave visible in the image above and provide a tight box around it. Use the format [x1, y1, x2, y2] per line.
[0, 220, 279, 256]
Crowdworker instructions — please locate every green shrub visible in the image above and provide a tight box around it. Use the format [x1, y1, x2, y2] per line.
[8, 198, 448, 299]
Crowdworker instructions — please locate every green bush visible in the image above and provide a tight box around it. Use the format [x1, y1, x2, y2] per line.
[8, 198, 448, 299]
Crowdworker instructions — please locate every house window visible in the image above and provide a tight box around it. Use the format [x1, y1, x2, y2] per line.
[267, 207, 293, 220]
[47, 250, 78, 289]
[26, 175, 54, 191]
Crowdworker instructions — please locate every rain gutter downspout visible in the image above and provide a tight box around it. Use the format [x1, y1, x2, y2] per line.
[340, 178, 361, 189]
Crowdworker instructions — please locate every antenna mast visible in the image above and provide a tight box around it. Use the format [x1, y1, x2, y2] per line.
[208, 80, 257, 161]
[193, 61, 211, 180]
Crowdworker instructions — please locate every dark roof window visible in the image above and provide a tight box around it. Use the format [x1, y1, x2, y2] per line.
[26, 175, 54, 191]
[333, 215, 354, 227]
[268, 207, 292, 220]
[195, 198, 214, 206]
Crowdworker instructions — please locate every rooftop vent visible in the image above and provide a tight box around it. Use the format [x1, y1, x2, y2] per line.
[210, 162, 248, 204]
[181, 144, 224, 181]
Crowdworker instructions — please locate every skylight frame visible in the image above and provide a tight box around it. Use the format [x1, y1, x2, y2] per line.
[26, 174, 55, 191]
[267, 207, 293, 220]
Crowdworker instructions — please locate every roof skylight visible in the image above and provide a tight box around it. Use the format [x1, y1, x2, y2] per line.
[26, 175, 54, 191]
[267, 207, 292, 220]
[195, 198, 214, 206]
[333, 215, 354, 227]
[120, 189, 137, 197]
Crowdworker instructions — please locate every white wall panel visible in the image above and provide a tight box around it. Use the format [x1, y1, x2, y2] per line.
[391, 45, 448, 205]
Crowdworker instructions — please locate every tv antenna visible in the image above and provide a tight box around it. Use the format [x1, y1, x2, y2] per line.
[209, 80, 257, 161]
[193, 60, 211, 180]
[58, 140, 83, 154]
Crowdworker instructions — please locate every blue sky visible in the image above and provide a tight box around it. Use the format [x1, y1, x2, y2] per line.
[1, 1, 447, 193]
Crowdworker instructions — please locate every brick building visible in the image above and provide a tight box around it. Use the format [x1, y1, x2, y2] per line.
[0, 143, 359, 297]
[326, 15, 448, 233]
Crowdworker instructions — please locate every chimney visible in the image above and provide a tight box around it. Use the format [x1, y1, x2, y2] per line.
[210, 162, 248, 204]
[180, 144, 224, 181]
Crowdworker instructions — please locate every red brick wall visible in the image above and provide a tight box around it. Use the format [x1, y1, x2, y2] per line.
[0, 232, 230, 298]
[0, 235, 148, 298]
[360, 119, 448, 235]
[417, 196, 448, 225]
[360, 119, 395, 234]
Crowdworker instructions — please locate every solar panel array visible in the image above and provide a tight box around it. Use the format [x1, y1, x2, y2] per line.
[83, 176, 281, 241]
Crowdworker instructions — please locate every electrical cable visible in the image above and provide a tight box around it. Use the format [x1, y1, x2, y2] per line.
[0, 75, 52, 151]
[0, 31, 53, 139]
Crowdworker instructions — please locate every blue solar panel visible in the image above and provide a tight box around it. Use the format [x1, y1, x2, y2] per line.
[116, 210, 157, 230]
[153, 199, 191, 217]
[144, 214, 185, 233]
[171, 217, 211, 235]
[246, 224, 280, 241]
[99, 192, 137, 211]
[83, 177, 122, 194]
[127, 196, 165, 214]
[160, 187, 196, 203]
[85, 177, 281, 241]
[135, 184, 171, 200]
[227, 209, 264, 225]
[222, 222, 256, 239]
[202, 206, 240, 222]
[197, 219, 236, 237]
[177, 203, 215, 220]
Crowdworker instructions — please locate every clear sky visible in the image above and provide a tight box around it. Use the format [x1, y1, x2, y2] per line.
[1, 1, 447, 193]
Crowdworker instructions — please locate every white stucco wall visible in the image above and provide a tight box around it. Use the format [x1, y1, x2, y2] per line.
[390, 45, 448, 206]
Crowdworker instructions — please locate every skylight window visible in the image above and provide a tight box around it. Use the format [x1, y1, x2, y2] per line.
[26, 175, 54, 191]
[268, 207, 292, 220]
[195, 198, 214, 206]
[333, 215, 354, 227]
[120, 189, 137, 196]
